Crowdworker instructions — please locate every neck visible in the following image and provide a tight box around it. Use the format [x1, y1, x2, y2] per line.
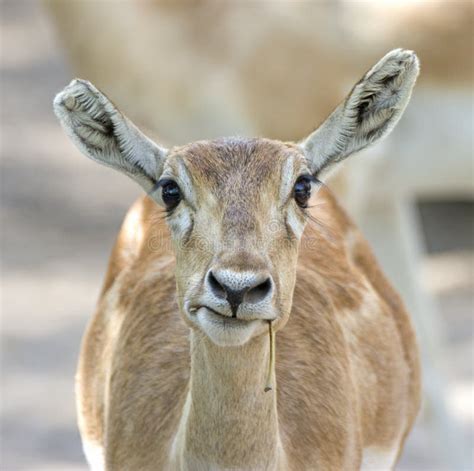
[171, 329, 284, 470]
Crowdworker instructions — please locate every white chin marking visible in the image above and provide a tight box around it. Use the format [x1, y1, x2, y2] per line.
[83, 440, 105, 471]
[196, 308, 260, 346]
[361, 444, 399, 470]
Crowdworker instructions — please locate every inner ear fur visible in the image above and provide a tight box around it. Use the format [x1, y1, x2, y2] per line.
[301, 48, 420, 175]
[54, 79, 167, 192]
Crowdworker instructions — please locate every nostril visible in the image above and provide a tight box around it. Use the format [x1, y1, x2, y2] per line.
[245, 278, 272, 304]
[207, 270, 227, 299]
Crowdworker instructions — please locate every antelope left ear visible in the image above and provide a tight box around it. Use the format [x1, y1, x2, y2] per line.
[300, 49, 419, 175]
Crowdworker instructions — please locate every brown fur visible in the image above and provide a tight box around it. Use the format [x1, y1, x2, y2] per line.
[75, 138, 421, 470]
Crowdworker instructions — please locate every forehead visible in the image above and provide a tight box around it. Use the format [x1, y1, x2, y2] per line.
[168, 137, 305, 197]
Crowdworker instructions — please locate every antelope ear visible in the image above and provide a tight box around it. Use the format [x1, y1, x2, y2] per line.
[53, 79, 167, 192]
[300, 49, 419, 175]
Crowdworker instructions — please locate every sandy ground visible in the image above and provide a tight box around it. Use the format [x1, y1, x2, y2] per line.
[1, 2, 472, 470]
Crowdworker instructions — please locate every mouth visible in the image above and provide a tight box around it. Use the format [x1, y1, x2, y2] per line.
[187, 305, 264, 346]
[189, 305, 253, 328]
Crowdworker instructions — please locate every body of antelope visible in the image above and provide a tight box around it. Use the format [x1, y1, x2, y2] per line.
[54, 49, 421, 470]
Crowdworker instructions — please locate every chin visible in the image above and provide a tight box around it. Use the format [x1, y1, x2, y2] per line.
[195, 308, 263, 347]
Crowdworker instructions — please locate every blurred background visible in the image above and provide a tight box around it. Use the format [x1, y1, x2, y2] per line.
[1, 0, 472, 469]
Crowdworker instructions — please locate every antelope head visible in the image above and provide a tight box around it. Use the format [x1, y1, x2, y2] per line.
[54, 49, 418, 347]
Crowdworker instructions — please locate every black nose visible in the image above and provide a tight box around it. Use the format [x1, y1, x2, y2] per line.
[207, 270, 273, 317]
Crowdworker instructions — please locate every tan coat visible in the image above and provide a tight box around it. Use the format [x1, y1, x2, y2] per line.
[77, 187, 420, 470]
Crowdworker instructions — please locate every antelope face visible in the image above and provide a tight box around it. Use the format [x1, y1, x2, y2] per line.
[54, 49, 419, 346]
[157, 139, 317, 346]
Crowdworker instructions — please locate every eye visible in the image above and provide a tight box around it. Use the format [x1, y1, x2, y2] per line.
[160, 180, 182, 211]
[293, 175, 314, 208]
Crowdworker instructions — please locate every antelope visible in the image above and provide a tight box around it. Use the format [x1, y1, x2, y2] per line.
[54, 49, 421, 470]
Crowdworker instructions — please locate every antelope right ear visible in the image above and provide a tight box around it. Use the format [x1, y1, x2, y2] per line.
[300, 49, 419, 176]
[54, 79, 167, 193]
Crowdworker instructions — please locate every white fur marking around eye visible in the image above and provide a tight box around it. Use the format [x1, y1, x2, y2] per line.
[286, 207, 305, 240]
[176, 159, 196, 207]
[168, 208, 193, 237]
[279, 155, 296, 202]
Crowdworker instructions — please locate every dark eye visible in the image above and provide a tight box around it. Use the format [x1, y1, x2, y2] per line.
[161, 180, 182, 211]
[293, 176, 313, 208]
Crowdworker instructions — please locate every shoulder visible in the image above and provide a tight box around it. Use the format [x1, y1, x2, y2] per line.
[100, 196, 171, 296]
